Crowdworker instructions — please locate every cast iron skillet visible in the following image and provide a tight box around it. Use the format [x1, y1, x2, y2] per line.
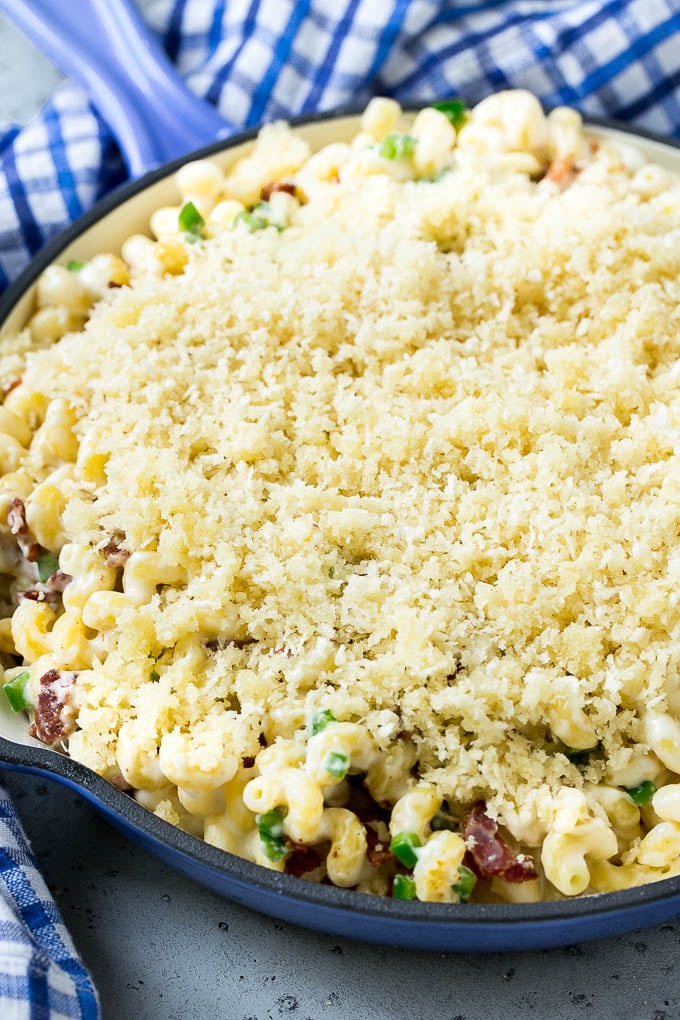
[2, 111, 680, 952]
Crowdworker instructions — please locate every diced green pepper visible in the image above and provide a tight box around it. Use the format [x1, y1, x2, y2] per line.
[259, 833, 288, 862]
[626, 780, 656, 807]
[232, 202, 285, 233]
[178, 201, 205, 238]
[389, 831, 421, 869]
[452, 864, 477, 901]
[232, 209, 268, 232]
[431, 99, 468, 130]
[36, 550, 59, 583]
[257, 808, 288, 862]
[393, 874, 417, 900]
[3, 670, 32, 713]
[67, 259, 85, 272]
[309, 709, 336, 735]
[324, 750, 350, 780]
[378, 133, 416, 161]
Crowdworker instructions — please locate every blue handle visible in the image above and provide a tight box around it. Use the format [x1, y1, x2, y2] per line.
[0, 0, 232, 176]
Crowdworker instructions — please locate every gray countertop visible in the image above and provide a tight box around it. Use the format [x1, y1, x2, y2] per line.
[1, 8, 680, 1020]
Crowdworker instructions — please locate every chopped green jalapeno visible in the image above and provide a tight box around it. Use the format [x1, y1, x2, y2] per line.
[36, 550, 59, 583]
[626, 780, 656, 806]
[257, 808, 288, 862]
[324, 750, 350, 780]
[149, 669, 160, 683]
[378, 133, 416, 161]
[233, 203, 284, 233]
[67, 259, 85, 272]
[389, 831, 421, 868]
[232, 209, 268, 232]
[393, 874, 417, 900]
[309, 709, 336, 735]
[431, 98, 468, 130]
[452, 864, 477, 901]
[3, 671, 32, 713]
[178, 200, 205, 238]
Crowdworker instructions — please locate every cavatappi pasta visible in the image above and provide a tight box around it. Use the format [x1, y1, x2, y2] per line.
[3, 91, 680, 903]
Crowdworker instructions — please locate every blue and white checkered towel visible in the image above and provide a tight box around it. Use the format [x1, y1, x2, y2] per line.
[2, 0, 680, 1014]
[0, 783, 98, 1019]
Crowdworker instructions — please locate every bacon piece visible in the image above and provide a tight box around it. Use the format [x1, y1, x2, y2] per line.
[545, 155, 578, 190]
[44, 570, 72, 593]
[28, 668, 77, 745]
[501, 858, 539, 883]
[365, 824, 392, 868]
[260, 181, 297, 201]
[285, 842, 322, 878]
[102, 539, 131, 568]
[7, 498, 40, 561]
[16, 587, 65, 608]
[16, 569, 71, 608]
[7, 498, 28, 535]
[461, 802, 537, 882]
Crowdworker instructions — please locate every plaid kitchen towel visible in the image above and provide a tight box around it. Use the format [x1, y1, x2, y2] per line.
[1, 0, 680, 1015]
[0, 782, 98, 1019]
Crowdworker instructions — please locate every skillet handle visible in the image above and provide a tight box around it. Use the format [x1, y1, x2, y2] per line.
[0, 0, 231, 176]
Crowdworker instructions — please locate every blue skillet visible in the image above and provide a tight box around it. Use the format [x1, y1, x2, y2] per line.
[2, 0, 680, 952]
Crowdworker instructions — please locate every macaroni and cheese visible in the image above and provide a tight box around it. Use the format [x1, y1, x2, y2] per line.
[2, 92, 680, 903]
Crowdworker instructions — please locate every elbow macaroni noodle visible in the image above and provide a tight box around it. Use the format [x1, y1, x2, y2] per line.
[3, 90, 680, 902]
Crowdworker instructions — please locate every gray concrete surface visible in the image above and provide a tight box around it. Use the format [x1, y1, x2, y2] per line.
[2, 6, 680, 1019]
